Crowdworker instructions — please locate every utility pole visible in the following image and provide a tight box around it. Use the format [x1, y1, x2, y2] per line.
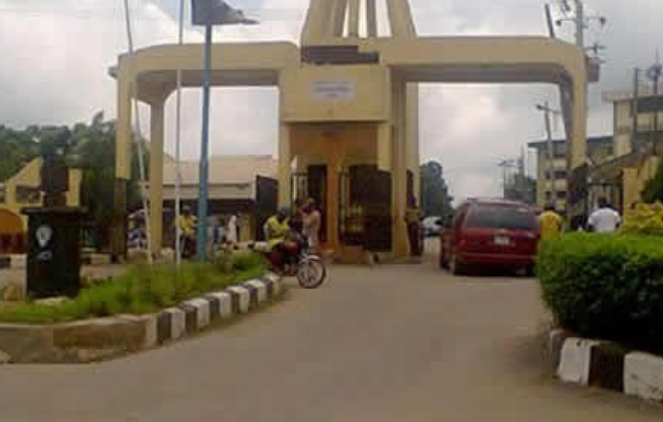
[633, 67, 641, 151]
[554, 0, 606, 49]
[574, 0, 584, 48]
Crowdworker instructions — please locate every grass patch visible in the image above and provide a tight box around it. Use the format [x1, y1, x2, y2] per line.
[0, 252, 267, 325]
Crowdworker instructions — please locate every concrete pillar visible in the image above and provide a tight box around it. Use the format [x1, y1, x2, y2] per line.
[111, 61, 132, 260]
[570, 75, 588, 169]
[392, 76, 409, 258]
[377, 123, 392, 171]
[278, 123, 292, 207]
[301, 0, 326, 44]
[348, 0, 360, 37]
[366, 0, 377, 37]
[149, 101, 165, 256]
[333, 0, 348, 37]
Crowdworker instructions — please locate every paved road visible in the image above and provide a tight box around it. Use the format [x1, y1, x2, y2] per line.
[0, 247, 660, 421]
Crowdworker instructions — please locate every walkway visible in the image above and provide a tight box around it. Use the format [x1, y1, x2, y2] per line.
[0, 245, 660, 421]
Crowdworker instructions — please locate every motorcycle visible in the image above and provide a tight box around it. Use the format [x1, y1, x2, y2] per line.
[250, 232, 327, 289]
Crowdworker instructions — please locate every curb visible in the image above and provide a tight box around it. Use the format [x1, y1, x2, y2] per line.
[549, 329, 663, 403]
[0, 254, 112, 269]
[0, 273, 283, 364]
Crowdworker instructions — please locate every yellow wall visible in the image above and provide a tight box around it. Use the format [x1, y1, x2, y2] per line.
[282, 65, 390, 123]
[0, 158, 82, 229]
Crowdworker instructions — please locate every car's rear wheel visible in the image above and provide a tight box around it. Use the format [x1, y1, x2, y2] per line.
[449, 254, 466, 276]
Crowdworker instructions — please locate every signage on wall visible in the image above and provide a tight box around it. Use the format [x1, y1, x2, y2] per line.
[311, 81, 355, 102]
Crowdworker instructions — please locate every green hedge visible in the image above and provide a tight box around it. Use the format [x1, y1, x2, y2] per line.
[0, 252, 267, 325]
[538, 233, 663, 354]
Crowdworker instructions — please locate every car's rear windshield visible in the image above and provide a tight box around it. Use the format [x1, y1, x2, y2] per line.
[466, 204, 537, 230]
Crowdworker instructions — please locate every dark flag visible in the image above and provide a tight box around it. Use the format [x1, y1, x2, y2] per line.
[191, 0, 257, 26]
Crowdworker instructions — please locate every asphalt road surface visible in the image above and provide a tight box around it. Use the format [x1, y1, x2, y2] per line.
[0, 244, 660, 421]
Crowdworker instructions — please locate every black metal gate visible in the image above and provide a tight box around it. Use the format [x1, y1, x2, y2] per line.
[256, 176, 278, 241]
[346, 165, 393, 252]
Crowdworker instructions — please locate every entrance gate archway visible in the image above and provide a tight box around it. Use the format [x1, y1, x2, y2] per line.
[111, 0, 596, 262]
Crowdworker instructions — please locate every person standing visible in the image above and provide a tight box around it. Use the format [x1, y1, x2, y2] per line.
[304, 199, 322, 253]
[405, 199, 422, 257]
[588, 197, 622, 233]
[539, 204, 564, 240]
[227, 213, 238, 248]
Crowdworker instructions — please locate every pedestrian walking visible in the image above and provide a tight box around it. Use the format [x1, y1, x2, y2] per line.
[539, 204, 564, 240]
[588, 197, 622, 233]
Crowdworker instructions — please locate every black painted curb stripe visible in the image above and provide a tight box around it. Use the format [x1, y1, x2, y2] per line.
[242, 283, 259, 309]
[588, 342, 629, 392]
[177, 304, 198, 334]
[203, 295, 221, 320]
[225, 289, 241, 314]
[156, 311, 172, 345]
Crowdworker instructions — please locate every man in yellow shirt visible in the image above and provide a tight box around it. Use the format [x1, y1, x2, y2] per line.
[539, 204, 564, 240]
[177, 206, 198, 258]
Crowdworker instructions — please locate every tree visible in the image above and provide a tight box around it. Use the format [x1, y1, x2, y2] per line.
[0, 115, 146, 251]
[642, 158, 663, 204]
[420, 161, 454, 221]
[504, 174, 537, 204]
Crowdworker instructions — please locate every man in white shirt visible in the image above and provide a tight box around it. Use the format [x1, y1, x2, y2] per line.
[588, 197, 622, 233]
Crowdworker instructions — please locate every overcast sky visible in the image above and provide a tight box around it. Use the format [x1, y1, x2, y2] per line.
[0, 0, 662, 201]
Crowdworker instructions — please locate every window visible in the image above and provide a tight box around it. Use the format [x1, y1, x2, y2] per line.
[545, 191, 552, 201]
[466, 204, 538, 231]
[544, 171, 551, 180]
[554, 143, 567, 157]
[16, 186, 41, 204]
[554, 170, 568, 180]
[0, 184, 5, 204]
[557, 191, 567, 200]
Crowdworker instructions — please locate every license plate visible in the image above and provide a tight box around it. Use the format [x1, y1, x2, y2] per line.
[494, 236, 511, 246]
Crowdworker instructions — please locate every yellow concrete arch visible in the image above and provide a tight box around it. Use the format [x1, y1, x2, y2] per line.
[111, 0, 594, 262]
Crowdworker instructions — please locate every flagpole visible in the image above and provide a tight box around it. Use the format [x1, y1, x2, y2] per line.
[122, 0, 153, 265]
[175, 0, 185, 267]
[196, 21, 213, 261]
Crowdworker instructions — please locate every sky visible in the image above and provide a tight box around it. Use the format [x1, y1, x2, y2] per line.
[0, 0, 662, 201]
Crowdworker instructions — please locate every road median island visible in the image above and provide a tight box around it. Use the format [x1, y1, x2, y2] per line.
[0, 252, 284, 363]
[540, 233, 663, 404]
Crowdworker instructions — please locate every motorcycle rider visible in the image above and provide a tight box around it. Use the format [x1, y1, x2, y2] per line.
[177, 205, 197, 258]
[264, 207, 295, 271]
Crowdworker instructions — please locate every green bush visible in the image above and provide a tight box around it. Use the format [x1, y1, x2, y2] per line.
[538, 233, 663, 354]
[0, 254, 266, 325]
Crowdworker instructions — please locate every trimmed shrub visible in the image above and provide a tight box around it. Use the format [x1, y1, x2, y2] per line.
[620, 202, 663, 236]
[538, 233, 663, 354]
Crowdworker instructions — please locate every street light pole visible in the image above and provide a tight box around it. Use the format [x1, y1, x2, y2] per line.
[197, 22, 214, 261]
[191, 0, 258, 261]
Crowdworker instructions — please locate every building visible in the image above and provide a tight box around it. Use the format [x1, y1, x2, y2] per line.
[142, 155, 278, 244]
[111, 0, 594, 262]
[591, 88, 663, 209]
[529, 136, 614, 213]
[0, 158, 81, 254]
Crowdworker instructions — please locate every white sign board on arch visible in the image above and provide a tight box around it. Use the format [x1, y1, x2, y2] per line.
[310, 81, 356, 101]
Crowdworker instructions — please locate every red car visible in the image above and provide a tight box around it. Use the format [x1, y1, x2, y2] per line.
[439, 198, 540, 276]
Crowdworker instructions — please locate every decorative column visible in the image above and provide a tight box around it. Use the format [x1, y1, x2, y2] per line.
[111, 60, 132, 261]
